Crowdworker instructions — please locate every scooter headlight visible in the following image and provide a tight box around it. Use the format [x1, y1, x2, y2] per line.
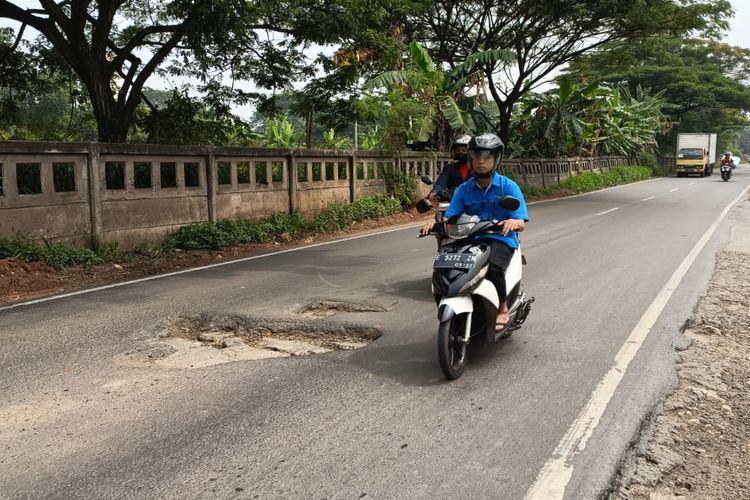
[459, 265, 488, 293]
[446, 222, 476, 239]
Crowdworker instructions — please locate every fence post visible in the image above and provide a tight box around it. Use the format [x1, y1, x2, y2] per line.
[86, 142, 103, 247]
[556, 161, 561, 185]
[348, 152, 357, 203]
[205, 147, 217, 222]
[287, 150, 298, 214]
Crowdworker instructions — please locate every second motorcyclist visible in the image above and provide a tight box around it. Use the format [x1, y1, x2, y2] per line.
[428, 134, 472, 202]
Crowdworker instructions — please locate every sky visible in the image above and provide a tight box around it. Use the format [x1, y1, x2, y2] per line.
[2, 0, 750, 119]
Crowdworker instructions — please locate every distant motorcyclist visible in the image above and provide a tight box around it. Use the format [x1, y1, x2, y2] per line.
[428, 134, 472, 202]
[721, 152, 735, 169]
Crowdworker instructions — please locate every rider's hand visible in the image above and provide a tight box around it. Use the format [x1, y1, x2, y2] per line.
[500, 219, 525, 237]
[427, 191, 437, 201]
[421, 220, 436, 235]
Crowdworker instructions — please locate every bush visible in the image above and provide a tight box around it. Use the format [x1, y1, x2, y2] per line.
[557, 166, 651, 194]
[0, 237, 103, 268]
[163, 194, 404, 251]
[382, 167, 417, 209]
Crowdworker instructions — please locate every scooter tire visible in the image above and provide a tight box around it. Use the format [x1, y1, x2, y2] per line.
[438, 315, 469, 380]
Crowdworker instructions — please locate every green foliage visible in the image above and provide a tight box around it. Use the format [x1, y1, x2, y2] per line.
[363, 41, 482, 149]
[320, 128, 354, 149]
[567, 37, 750, 154]
[0, 237, 102, 269]
[263, 116, 302, 148]
[140, 91, 261, 146]
[161, 195, 403, 251]
[360, 125, 386, 150]
[380, 166, 417, 209]
[406, 0, 732, 144]
[509, 81, 667, 158]
[558, 166, 652, 193]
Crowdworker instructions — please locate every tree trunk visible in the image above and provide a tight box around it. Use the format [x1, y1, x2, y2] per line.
[498, 103, 513, 148]
[87, 77, 135, 143]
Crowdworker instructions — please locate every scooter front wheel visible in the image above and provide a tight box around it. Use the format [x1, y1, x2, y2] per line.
[438, 315, 469, 380]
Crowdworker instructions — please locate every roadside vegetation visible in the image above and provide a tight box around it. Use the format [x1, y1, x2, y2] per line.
[0, 194, 403, 268]
[513, 165, 653, 199]
[0, 166, 650, 268]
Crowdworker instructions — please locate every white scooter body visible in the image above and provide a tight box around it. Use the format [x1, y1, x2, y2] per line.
[433, 244, 530, 344]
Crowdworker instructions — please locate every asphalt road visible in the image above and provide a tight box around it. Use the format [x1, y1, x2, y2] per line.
[2, 169, 749, 499]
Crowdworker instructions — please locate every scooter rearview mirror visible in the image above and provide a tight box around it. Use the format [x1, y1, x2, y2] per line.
[497, 195, 520, 211]
[420, 175, 434, 185]
[416, 199, 433, 214]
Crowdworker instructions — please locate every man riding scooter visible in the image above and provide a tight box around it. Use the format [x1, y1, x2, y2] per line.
[422, 134, 529, 332]
[428, 134, 472, 202]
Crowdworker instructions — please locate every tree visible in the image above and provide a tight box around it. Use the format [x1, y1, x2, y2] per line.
[406, 0, 732, 145]
[566, 37, 750, 152]
[1, 27, 98, 141]
[364, 41, 511, 149]
[0, 0, 405, 142]
[509, 80, 667, 158]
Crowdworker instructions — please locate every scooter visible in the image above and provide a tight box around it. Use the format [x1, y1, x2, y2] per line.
[417, 196, 534, 380]
[720, 162, 733, 181]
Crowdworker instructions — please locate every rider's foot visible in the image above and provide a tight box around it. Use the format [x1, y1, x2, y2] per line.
[496, 305, 510, 332]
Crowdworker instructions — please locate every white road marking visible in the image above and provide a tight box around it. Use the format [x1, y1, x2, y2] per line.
[596, 207, 619, 216]
[641, 196, 656, 201]
[525, 182, 750, 500]
[688, 182, 696, 186]
[669, 188, 679, 193]
[0, 223, 424, 312]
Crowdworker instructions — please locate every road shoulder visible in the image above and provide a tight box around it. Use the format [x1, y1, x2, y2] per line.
[613, 198, 750, 498]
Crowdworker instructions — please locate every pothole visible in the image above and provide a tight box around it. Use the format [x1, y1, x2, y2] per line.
[299, 299, 391, 318]
[119, 314, 381, 369]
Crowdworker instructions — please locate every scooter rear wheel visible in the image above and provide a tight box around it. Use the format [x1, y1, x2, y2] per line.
[438, 315, 469, 380]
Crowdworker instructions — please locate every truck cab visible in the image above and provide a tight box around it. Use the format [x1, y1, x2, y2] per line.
[675, 133, 717, 178]
[676, 147, 712, 177]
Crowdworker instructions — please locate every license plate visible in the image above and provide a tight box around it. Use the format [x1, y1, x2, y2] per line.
[433, 253, 477, 269]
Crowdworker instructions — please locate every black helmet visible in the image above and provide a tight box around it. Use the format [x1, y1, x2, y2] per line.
[468, 133, 504, 170]
[450, 134, 471, 162]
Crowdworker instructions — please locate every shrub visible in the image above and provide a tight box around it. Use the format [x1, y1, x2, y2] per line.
[162, 194, 404, 251]
[382, 167, 417, 209]
[0, 237, 103, 268]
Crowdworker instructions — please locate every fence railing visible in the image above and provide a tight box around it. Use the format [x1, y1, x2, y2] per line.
[0, 141, 632, 248]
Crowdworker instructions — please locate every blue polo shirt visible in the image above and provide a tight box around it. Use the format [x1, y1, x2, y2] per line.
[444, 172, 529, 248]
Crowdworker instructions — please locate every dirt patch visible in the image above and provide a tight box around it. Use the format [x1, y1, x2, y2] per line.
[0, 210, 429, 306]
[613, 244, 750, 498]
[118, 314, 381, 369]
[299, 299, 392, 318]
[0, 258, 66, 302]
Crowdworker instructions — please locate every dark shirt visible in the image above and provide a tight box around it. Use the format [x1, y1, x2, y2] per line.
[433, 161, 471, 200]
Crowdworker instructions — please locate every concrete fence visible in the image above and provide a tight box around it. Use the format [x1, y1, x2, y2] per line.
[0, 141, 631, 248]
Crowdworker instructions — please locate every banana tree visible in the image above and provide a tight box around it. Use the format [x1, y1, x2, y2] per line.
[364, 41, 513, 149]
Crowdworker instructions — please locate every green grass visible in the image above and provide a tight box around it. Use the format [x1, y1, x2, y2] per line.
[518, 165, 652, 199]
[0, 237, 103, 268]
[157, 194, 403, 252]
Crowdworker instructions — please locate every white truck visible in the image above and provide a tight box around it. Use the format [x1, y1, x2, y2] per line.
[675, 133, 717, 177]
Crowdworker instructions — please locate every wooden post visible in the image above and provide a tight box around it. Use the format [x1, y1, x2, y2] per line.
[87, 142, 103, 247]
